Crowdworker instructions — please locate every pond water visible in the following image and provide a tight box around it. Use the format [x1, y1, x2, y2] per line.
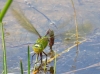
[0, 0, 100, 74]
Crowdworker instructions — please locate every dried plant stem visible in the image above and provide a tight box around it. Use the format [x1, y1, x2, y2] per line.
[71, 0, 79, 44]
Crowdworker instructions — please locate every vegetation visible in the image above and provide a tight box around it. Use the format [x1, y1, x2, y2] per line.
[0, 0, 13, 74]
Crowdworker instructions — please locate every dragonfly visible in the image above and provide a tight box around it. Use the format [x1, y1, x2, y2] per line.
[10, 2, 56, 64]
[9, 1, 93, 65]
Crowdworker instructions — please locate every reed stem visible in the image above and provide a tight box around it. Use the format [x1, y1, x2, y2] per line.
[0, 0, 13, 74]
[20, 60, 24, 74]
[27, 46, 30, 74]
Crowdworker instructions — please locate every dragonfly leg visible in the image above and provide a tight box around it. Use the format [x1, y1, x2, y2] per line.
[31, 53, 40, 65]
[40, 53, 42, 64]
[36, 53, 39, 63]
[31, 53, 36, 65]
[32, 53, 36, 61]
[43, 51, 47, 65]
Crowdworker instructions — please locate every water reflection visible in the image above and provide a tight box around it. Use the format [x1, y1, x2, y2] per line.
[70, 45, 79, 74]
[32, 65, 54, 74]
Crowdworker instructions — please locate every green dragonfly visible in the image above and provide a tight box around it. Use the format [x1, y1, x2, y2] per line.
[10, 1, 93, 65]
[10, 2, 56, 64]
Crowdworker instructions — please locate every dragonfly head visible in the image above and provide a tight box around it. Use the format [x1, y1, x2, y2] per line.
[32, 43, 43, 53]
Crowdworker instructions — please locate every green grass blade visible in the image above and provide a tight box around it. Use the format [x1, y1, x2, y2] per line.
[54, 51, 56, 74]
[0, 1, 13, 74]
[0, 0, 13, 21]
[10, 1, 41, 38]
[0, 21, 7, 74]
[27, 46, 30, 74]
[20, 60, 24, 74]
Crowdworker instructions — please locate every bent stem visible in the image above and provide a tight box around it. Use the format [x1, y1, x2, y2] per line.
[0, 21, 7, 74]
[0, 0, 13, 74]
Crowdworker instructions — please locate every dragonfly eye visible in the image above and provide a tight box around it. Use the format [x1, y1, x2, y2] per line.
[34, 43, 41, 48]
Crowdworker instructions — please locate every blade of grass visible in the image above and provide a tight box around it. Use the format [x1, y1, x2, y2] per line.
[0, 0, 13, 74]
[54, 51, 56, 74]
[0, 0, 13, 21]
[0, 20, 7, 74]
[20, 60, 24, 74]
[27, 46, 30, 74]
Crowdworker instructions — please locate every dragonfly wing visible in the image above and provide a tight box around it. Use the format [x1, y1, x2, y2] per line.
[10, 2, 41, 38]
[54, 21, 93, 46]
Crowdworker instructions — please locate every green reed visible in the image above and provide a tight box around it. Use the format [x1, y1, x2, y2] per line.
[0, 0, 13, 74]
[54, 51, 57, 74]
[20, 60, 24, 74]
[19, 46, 31, 74]
[27, 46, 30, 74]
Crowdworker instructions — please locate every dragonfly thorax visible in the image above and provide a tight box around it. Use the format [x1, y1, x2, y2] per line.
[32, 36, 49, 53]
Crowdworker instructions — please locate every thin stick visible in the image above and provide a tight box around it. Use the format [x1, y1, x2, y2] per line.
[71, 0, 79, 44]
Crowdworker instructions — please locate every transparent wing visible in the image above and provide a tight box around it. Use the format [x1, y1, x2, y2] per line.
[53, 20, 93, 46]
[10, 1, 41, 38]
